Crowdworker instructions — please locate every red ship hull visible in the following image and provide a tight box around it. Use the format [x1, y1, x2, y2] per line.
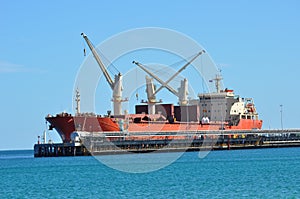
[46, 114, 262, 143]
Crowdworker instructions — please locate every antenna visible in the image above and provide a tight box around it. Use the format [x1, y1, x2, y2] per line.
[209, 69, 223, 93]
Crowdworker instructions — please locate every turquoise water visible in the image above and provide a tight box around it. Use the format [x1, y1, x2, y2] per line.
[1, 148, 300, 198]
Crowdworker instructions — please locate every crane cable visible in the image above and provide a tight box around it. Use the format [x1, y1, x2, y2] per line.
[142, 52, 200, 87]
[83, 39, 86, 56]
[135, 67, 139, 101]
[98, 50, 120, 75]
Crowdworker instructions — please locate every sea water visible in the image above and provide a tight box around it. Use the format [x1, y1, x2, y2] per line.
[0, 148, 299, 198]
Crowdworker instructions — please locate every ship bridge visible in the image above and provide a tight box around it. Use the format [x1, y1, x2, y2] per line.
[198, 89, 238, 122]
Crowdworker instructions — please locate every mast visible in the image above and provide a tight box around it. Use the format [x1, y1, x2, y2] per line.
[75, 88, 81, 115]
[212, 74, 222, 93]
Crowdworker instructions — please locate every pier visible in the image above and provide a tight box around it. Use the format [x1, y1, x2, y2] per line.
[34, 129, 300, 157]
[34, 143, 90, 157]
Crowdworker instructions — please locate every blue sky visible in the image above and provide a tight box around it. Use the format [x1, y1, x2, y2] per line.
[0, 0, 299, 150]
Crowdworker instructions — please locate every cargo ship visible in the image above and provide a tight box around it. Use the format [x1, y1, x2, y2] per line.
[46, 33, 263, 144]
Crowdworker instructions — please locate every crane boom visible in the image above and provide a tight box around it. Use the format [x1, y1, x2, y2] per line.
[154, 50, 205, 95]
[132, 61, 178, 96]
[81, 33, 114, 89]
[133, 50, 205, 97]
[81, 33, 125, 115]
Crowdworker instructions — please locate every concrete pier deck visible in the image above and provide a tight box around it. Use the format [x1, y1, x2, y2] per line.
[34, 129, 300, 157]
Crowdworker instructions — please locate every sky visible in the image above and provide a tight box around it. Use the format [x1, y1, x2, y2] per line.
[0, 0, 299, 150]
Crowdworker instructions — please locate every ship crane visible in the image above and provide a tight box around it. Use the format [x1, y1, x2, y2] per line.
[132, 50, 205, 108]
[81, 33, 126, 115]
